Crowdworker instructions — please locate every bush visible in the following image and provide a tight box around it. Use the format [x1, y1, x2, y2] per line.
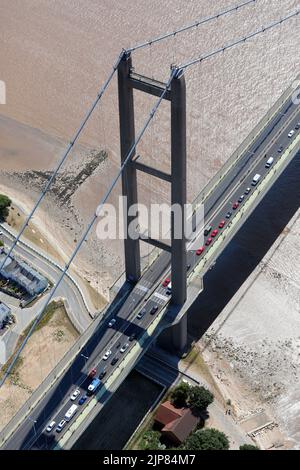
[183, 428, 230, 450]
[0, 194, 11, 221]
[170, 382, 191, 407]
[239, 444, 260, 450]
[140, 430, 165, 450]
[188, 386, 214, 412]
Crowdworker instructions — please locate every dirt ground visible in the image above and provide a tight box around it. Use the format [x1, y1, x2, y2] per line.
[0, 301, 79, 431]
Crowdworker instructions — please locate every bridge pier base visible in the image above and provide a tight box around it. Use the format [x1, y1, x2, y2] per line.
[157, 314, 188, 356]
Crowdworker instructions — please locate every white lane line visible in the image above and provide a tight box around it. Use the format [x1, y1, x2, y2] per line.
[153, 292, 169, 302]
[136, 284, 149, 293]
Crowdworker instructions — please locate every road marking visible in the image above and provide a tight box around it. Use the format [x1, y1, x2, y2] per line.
[153, 292, 169, 302]
[136, 284, 149, 292]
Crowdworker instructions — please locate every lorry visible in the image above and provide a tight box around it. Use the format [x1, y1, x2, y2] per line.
[251, 173, 261, 186]
[64, 404, 78, 422]
[87, 377, 101, 395]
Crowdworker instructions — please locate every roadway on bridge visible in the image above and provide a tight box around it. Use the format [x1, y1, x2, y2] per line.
[2, 93, 300, 450]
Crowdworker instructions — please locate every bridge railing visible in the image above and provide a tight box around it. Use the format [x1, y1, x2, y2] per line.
[0, 284, 130, 448]
[192, 74, 300, 212]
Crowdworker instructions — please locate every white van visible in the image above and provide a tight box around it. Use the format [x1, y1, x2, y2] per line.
[265, 157, 274, 169]
[65, 404, 78, 422]
[252, 174, 261, 186]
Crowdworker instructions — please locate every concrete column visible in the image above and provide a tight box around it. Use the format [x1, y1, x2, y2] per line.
[171, 69, 187, 305]
[118, 51, 141, 282]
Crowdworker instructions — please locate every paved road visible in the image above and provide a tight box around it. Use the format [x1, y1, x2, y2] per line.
[0, 227, 93, 336]
[2, 92, 300, 450]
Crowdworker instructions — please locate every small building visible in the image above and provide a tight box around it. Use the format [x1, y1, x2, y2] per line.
[0, 302, 11, 329]
[154, 400, 199, 446]
[0, 249, 48, 297]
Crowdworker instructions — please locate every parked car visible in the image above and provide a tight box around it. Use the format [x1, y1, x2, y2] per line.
[196, 246, 205, 256]
[70, 389, 80, 401]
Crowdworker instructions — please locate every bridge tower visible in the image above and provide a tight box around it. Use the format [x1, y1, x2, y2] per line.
[117, 50, 187, 309]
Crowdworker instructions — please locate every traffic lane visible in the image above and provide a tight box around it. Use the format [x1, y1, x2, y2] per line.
[202, 100, 299, 227]
[201, 119, 300, 249]
[17, 256, 172, 448]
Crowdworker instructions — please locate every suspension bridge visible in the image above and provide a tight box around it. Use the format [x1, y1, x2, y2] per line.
[0, 0, 299, 449]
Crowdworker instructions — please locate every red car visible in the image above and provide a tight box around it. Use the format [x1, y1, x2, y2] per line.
[88, 368, 97, 378]
[205, 237, 212, 246]
[162, 278, 170, 288]
[196, 247, 205, 256]
[232, 202, 239, 210]
[219, 220, 225, 229]
[211, 229, 218, 237]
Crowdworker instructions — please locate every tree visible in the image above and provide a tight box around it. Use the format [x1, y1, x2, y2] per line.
[188, 385, 214, 411]
[170, 382, 191, 407]
[0, 194, 11, 221]
[239, 444, 260, 450]
[183, 428, 230, 450]
[140, 430, 165, 450]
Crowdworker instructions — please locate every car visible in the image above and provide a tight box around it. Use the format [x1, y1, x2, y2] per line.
[238, 195, 245, 203]
[150, 305, 158, 315]
[244, 187, 251, 195]
[108, 318, 116, 328]
[225, 211, 232, 219]
[296, 122, 300, 130]
[204, 225, 212, 236]
[186, 264, 191, 271]
[129, 333, 137, 342]
[102, 350, 112, 361]
[232, 202, 239, 210]
[205, 237, 212, 246]
[137, 308, 146, 320]
[88, 368, 97, 378]
[99, 368, 107, 380]
[162, 277, 170, 288]
[120, 343, 129, 353]
[196, 246, 205, 256]
[111, 357, 119, 366]
[166, 282, 172, 295]
[56, 420, 66, 433]
[211, 229, 218, 237]
[70, 389, 80, 401]
[288, 130, 295, 138]
[218, 220, 225, 229]
[46, 420, 56, 433]
[78, 395, 88, 406]
[277, 146, 284, 153]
